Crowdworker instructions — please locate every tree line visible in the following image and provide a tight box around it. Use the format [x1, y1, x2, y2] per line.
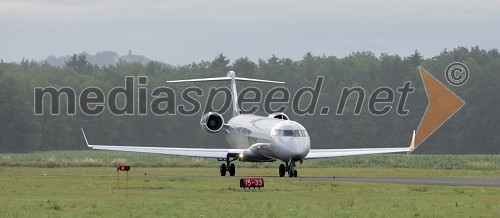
[0, 46, 499, 154]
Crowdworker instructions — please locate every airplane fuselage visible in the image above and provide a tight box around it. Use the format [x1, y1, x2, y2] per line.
[225, 114, 310, 162]
[83, 70, 415, 178]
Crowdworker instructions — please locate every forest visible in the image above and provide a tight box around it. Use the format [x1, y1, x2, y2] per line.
[0, 46, 499, 154]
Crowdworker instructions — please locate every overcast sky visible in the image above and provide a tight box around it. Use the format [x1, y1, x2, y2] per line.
[1, 0, 499, 65]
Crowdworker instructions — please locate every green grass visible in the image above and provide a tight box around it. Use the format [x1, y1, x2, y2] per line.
[0, 167, 499, 217]
[1, 150, 499, 170]
[1, 151, 499, 216]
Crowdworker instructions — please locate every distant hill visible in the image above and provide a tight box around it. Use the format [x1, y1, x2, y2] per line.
[44, 50, 151, 67]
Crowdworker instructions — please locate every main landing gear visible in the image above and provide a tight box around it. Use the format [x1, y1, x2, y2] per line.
[218, 157, 237, 176]
[279, 159, 299, 177]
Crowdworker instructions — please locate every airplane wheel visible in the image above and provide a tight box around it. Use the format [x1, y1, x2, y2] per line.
[279, 164, 286, 177]
[229, 164, 236, 176]
[289, 169, 294, 177]
[220, 164, 227, 176]
[293, 170, 298, 177]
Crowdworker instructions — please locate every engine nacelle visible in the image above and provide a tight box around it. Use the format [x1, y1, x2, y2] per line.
[267, 112, 289, 120]
[200, 112, 225, 133]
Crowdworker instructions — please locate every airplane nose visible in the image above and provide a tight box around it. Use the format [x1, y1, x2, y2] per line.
[290, 138, 310, 158]
[272, 136, 310, 160]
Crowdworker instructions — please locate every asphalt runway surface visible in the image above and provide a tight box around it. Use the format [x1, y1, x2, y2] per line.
[27, 174, 500, 187]
[296, 176, 500, 187]
[137, 175, 500, 187]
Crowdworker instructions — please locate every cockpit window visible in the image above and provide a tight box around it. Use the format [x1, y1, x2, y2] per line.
[283, 130, 294, 137]
[272, 129, 308, 137]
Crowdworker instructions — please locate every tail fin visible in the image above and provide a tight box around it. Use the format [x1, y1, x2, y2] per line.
[167, 71, 284, 117]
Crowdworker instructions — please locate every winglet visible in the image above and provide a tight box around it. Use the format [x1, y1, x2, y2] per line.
[81, 128, 92, 148]
[408, 130, 416, 154]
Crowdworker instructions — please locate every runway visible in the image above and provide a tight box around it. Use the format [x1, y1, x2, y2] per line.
[135, 175, 500, 187]
[28, 173, 500, 187]
[296, 176, 500, 186]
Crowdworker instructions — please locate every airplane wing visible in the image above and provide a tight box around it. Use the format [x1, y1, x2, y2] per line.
[305, 130, 416, 159]
[305, 147, 410, 159]
[81, 128, 243, 159]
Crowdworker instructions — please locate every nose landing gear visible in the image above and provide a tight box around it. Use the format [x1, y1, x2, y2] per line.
[279, 159, 300, 177]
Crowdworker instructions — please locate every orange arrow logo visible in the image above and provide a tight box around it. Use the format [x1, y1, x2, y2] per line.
[412, 67, 465, 150]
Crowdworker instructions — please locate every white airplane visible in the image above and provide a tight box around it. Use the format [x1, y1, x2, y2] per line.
[81, 71, 417, 177]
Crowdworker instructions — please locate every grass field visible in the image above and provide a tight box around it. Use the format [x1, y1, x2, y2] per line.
[1, 150, 499, 170]
[0, 167, 499, 217]
[0, 151, 500, 217]
[0, 151, 499, 217]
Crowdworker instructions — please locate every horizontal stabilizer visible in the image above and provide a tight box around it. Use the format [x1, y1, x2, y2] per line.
[167, 77, 231, 83]
[167, 77, 284, 84]
[234, 77, 284, 84]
